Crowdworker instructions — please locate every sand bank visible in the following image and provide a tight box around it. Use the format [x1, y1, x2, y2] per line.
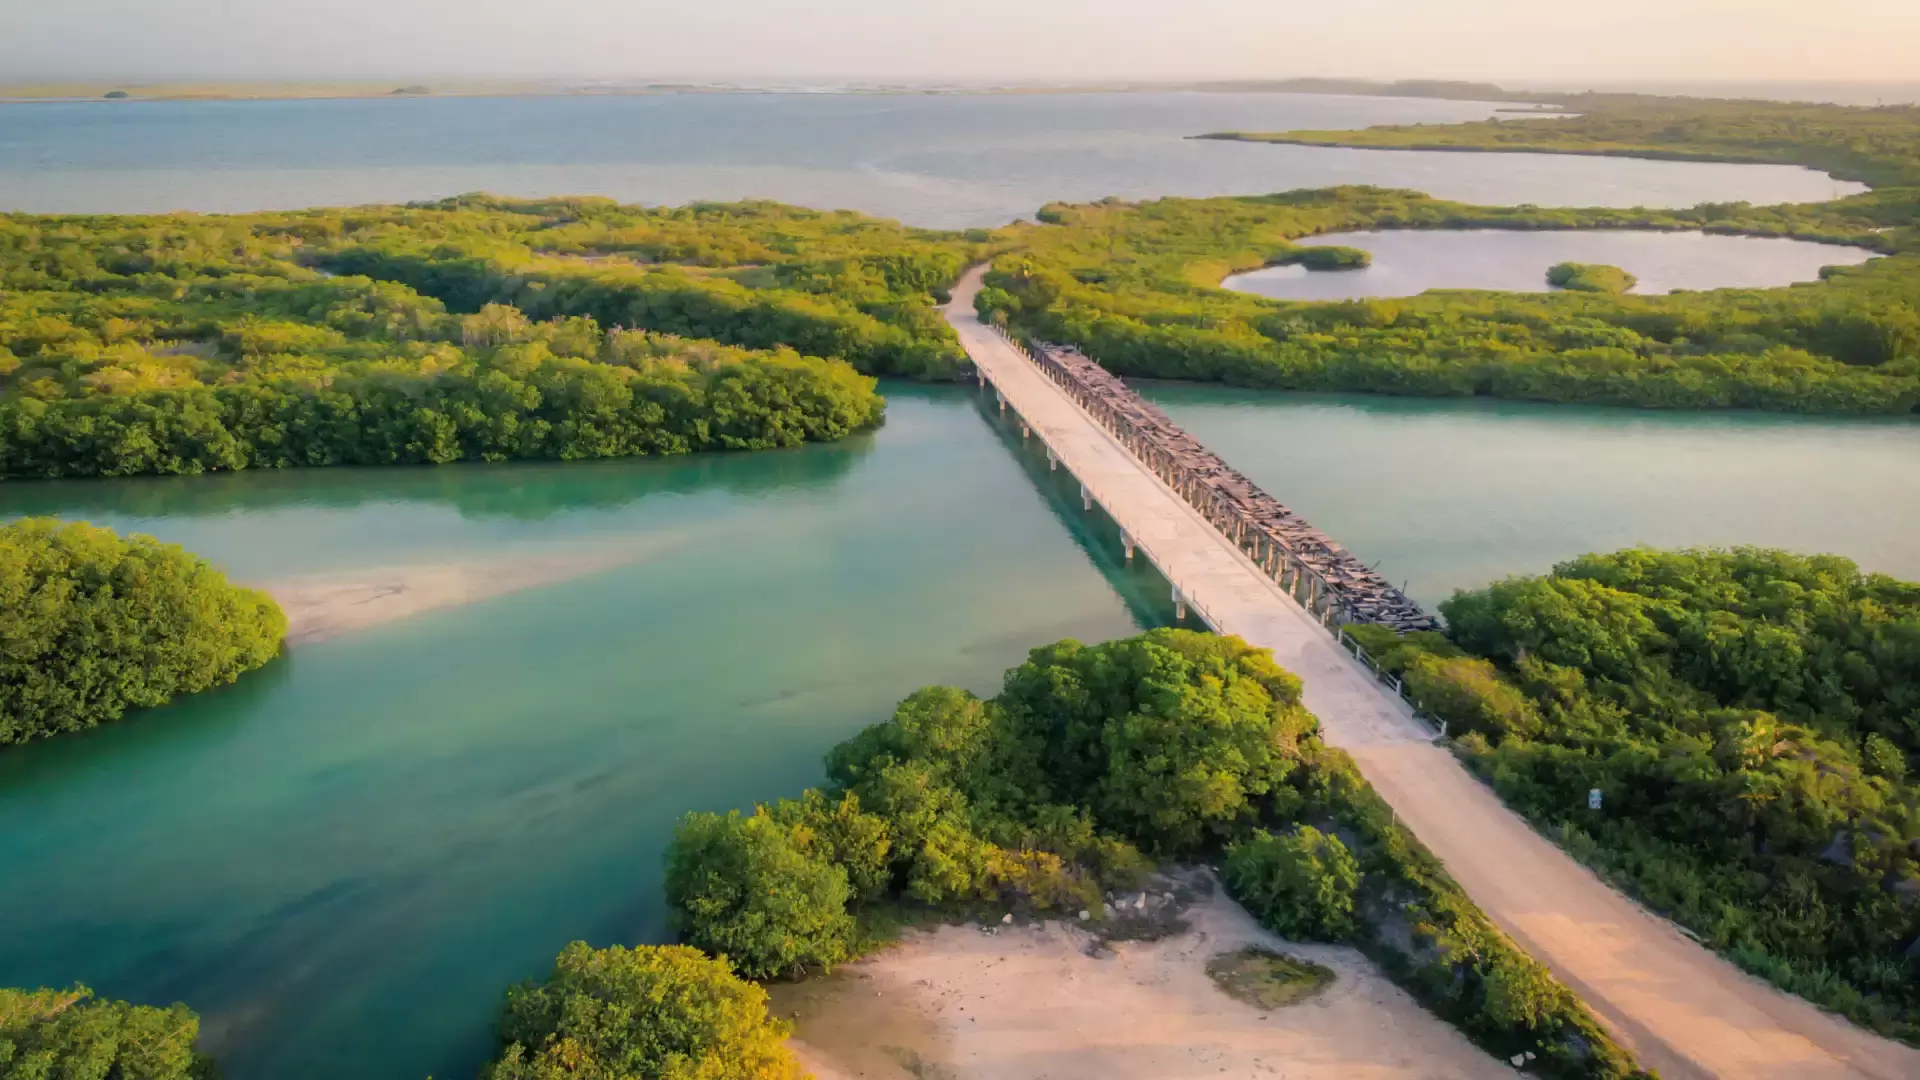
[773, 880, 1518, 1080]
[259, 538, 678, 645]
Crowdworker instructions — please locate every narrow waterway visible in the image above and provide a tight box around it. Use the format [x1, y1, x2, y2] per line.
[1143, 385, 1920, 606]
[5, 380, 1917, 1080]
[0, 385, 1160, 1080]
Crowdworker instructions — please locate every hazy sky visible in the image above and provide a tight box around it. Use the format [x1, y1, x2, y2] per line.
[4, 0, 1918, 84]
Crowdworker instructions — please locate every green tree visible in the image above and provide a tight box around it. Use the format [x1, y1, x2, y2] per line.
[1223, 826, 1362, 941]
[482, 943, 800, 1080]
[0, 985, 215, 1080]
[997, 629, 1313, 854]
[0, 518, 285, 746]
[665, 810, 853, 979]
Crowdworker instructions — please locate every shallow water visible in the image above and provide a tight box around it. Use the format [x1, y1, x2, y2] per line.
[0, 93, 1863, 227]
[4, 377, 1918, 1079]
[0, 385, 1162, 1080]
[1223, 229, 1881, 300]
[1142, 385, 1920, 606]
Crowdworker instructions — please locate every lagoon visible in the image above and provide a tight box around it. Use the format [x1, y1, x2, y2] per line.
[1223, 229, 1881, 301]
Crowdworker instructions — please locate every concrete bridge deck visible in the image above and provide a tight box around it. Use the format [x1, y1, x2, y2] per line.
[947, 265, 1920, 1080]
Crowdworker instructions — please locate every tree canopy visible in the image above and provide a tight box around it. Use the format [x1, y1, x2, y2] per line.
[1356, 547, 1920, 1041]
[663, 628, 1647, 1079]
[0, 985, 215, 1080]
[0, 517, 285, 746]
[481, 942, 800, 1080]
[0, 197, 983, 477]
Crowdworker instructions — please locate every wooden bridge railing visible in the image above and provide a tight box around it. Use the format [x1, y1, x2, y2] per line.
[987, 326, 1439, 636]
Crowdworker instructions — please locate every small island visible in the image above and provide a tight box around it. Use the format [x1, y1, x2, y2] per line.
[1546, 261, 1637, 293]
[1283, 245, 1372, 271]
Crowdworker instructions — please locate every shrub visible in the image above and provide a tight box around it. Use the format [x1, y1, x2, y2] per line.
[482, 942, 799, 1080]
[1289, 245, 1373, 270]
[664, 811, 853, 979]
[1403, 654, 1543, 738]
[1547, 262, 1639, 293]
[0, 985, 215, 1080]
[1224, 825, 1361, 941]
[996, 629, 1314, 854]
[761, 790, 894, 903]
[0, 518, 285, 746]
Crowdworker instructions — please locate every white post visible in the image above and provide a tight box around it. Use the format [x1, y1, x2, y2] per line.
[1080, 484, 1092, 511]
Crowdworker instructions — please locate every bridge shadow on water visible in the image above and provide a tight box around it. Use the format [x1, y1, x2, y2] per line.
[967, 382, 1188, 636]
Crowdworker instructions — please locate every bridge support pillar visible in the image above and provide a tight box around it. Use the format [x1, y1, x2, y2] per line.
[1171, 584, 1187, 622]
[1020, 421, 1030, 440]
[1080, 484, 1091, 511]
[996, 389, 1005, 414]
[1121, 531, 1135, 563]
[1046, 446, 1057, 471]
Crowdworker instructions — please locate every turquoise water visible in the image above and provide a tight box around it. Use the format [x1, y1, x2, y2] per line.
[1144, 385, 1920, 606]
[1224, 229, 1881, 300]
[0, 386, 1163, 1080]
[4, 378, 1918, 1080]
[0, 93, 1862, 227]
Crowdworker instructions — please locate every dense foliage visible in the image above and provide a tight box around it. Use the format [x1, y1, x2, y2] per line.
[1220, 95, 1920, 188]
[980, 97, 1920, 414]
[664, 629, 1647, 1078]
[1223, 824, 1361, 940]
[665, 809, 856, 980]
[1548, 262, 1636, 294]
[1286, 244, 1371, 270]
[1354, 547, 1920, 1041]
[0, 985, 215, 1080]
[0, 197, 982, 477]
[1, 518, 284, 746]
[482, 942, 800, 1080]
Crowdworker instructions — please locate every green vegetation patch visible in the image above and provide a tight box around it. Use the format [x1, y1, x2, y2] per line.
[985, 96, 1920, 415]
[664, 629, 1649, 1079]
[1284, 244, 1372, 270]
[0, 518, 285, 747]
[0, 196, 985, 478]
[1206, 947, 1336, 1009]
[1547, 262, 1637, 294]
[481, 942, 801, 1080]
[0, 985, 216, 1080]
[1356, 548, 1920, 1043]
[1208, 95, 1920, 188]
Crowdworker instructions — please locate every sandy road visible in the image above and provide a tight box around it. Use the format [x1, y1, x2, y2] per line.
[947, 265, 1920, 1080]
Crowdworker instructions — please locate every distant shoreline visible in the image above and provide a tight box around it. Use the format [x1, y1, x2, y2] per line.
[0, 78, 1543, 106]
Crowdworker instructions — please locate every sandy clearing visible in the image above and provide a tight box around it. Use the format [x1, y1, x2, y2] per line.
[772, 883, 1520, 1080]
[257, 536, 685, 645]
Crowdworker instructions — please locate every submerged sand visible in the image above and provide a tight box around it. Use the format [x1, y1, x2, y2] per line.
[772, 882, 1518, 1080]
[259, 537, 683, 645]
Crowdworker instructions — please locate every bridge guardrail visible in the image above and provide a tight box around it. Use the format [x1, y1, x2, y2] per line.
[982, 322, 1444, 740]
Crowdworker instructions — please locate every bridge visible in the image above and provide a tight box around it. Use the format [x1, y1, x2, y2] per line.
[945, 265, 1919, 1080]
